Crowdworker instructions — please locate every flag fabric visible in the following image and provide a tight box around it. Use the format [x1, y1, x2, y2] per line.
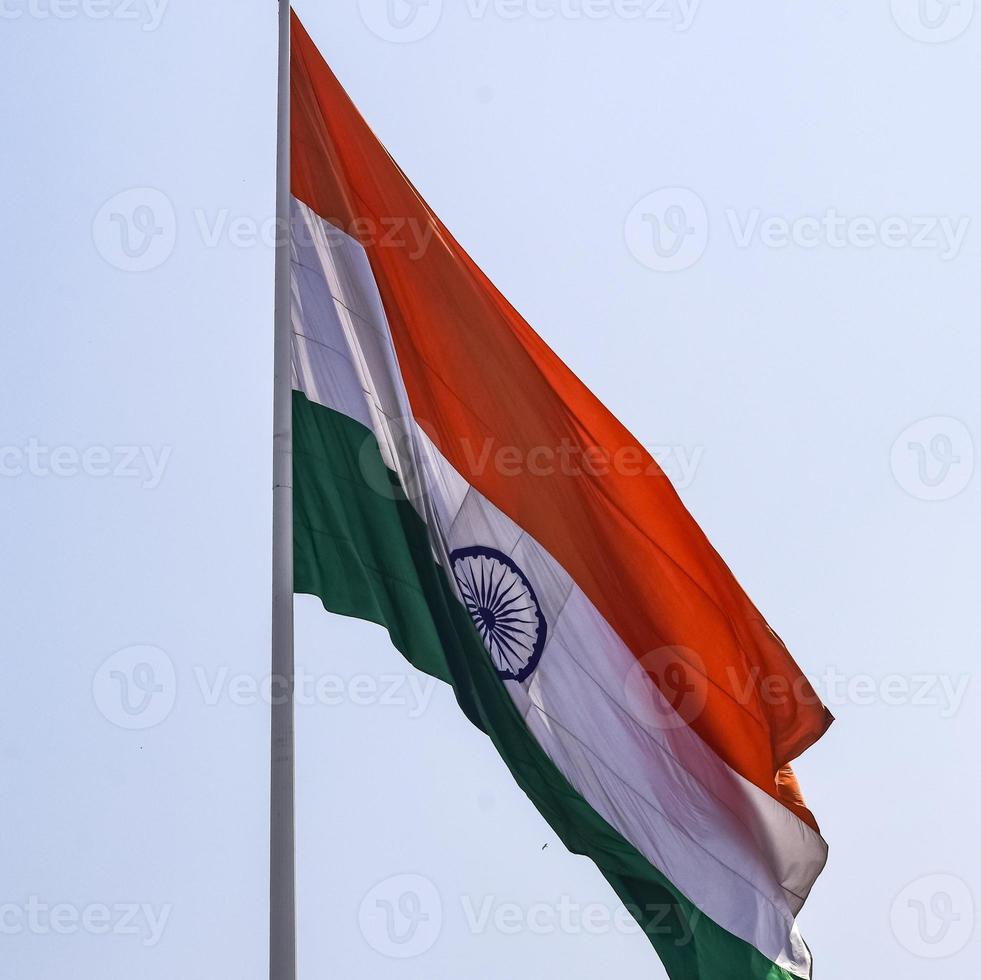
[288, 11, 832, 978]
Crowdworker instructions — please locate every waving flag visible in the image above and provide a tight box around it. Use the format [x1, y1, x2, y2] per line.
[288, 11, 832, 978]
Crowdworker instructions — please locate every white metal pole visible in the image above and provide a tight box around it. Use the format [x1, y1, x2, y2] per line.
[270, 2, 295, 979]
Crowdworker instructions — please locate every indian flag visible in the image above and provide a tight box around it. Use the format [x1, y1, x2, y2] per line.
[288, 11, 832, 978]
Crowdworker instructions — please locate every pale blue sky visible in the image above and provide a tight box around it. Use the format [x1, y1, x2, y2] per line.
[2, 2, 980, 977]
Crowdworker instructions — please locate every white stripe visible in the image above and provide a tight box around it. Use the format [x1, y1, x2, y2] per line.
[290, 197, 822, 976]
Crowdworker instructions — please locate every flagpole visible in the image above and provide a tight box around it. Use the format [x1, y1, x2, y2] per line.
[270, 2, 295, 980]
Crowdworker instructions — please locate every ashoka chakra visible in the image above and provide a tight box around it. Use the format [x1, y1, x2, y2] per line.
[450, 545, 547, 682]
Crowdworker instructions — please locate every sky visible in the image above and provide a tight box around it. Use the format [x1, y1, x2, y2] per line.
[2, 1, 980, 977]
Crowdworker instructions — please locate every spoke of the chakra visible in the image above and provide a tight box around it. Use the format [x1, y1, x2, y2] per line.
[496, 622, 525, 638]
[479, 561, 490, 609]
[497, 640, 531, 666]
[494, 592, 530, 614]
[499, 611, 536, 627]
[494, 637, 519, 671]
[467, 591, 484, 621]
[500, 603, 534, 622]
[497, 634, 531, 651]
[465, 564, 484, 613]
[491, 582, 523, 614]
[501, 639, 523, 670]
[497, 637, 526, 670]
[486, 564, 512, 611]
[460, 584, 478, 611]
[458, 564, 473, 599]
[494, 619, 535, 639]
[457, 570, 475, 598]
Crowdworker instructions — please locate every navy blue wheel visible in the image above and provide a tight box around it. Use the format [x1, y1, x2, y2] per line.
[450, 545, 547, 682]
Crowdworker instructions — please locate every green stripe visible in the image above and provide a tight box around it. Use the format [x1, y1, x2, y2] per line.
[293, 390, 802, 980]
